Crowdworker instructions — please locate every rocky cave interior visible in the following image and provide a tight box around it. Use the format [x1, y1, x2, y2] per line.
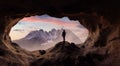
[0, 0, 120, 66]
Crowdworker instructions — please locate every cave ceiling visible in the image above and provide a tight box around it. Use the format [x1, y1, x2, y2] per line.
[0, 0, 120, 19]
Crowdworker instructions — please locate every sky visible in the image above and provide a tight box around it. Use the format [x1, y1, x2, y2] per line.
[9, 14, 88, 42]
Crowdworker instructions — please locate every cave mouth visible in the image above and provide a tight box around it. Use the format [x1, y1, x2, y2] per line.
[9, 14, 88, 51]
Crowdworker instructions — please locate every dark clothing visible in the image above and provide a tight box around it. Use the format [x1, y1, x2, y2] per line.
[62, 30, 66, 42]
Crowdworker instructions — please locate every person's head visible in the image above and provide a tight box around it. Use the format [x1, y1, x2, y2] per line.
[63, 29, 65, 32]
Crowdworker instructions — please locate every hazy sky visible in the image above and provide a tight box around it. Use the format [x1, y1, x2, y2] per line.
[9, 14, 88, 42]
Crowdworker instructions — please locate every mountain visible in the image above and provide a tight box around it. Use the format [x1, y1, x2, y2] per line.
[30, 41, 82, 66]
[53, 29, 81, 44]
[13, 29, 81, 51]
[23, 29, 58, 42]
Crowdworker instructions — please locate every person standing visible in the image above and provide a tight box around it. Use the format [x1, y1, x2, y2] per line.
[62, 29, 66, 42]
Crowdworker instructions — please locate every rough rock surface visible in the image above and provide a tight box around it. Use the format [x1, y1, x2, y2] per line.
[0, 0, 120, 66]
[31, 41, 81, 66]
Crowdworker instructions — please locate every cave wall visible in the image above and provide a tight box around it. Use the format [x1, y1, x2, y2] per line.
[0, 0, 120, 66]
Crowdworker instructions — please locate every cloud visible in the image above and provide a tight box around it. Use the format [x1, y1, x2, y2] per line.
[20, 14, 80, 27]
[13, 29, 24, 31]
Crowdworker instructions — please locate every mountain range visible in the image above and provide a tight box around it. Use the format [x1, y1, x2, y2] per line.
[13, 29, 81, 51]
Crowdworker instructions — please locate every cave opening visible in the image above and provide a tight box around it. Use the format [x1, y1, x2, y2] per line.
[9, 14, 88, 51]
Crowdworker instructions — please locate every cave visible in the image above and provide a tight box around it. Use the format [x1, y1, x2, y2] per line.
[0, 0, 120, 66]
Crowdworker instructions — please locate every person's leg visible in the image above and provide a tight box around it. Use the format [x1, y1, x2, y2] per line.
[64, 37, 65, 41]
[63, 37, 65, 41]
